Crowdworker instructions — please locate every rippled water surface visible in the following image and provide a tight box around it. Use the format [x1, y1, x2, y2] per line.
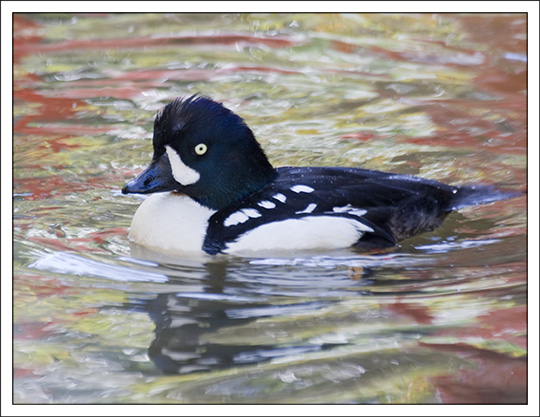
[12, 13, 527, 404]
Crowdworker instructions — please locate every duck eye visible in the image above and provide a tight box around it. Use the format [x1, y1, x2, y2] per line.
[194, 143, 207, 155]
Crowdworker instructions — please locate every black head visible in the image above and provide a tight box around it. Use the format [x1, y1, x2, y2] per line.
[122, 95, 276, 210]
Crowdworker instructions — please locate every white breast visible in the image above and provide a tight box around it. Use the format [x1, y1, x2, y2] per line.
[224, 216, 373, 254]
[128, 192, 215, 254]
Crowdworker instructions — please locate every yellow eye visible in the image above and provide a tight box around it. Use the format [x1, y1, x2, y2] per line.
[194, 143, 207, 155]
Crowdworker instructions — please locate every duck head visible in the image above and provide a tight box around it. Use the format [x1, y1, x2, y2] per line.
[122, 95, 276, 210]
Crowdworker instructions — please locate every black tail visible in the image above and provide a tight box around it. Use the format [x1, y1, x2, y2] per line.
[448, 184, 524, 211]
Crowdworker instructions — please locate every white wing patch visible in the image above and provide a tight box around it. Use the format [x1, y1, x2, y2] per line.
[290, 185, 315, 194]
[331, 205, 367, 217]
[225, 216, 374, 253]
[296, 203, 317, 214]
[165, 145, 200, 185]
[224, 208, 262, 227]
[258, 200, 276, 209]
[272, 193, 287, 203]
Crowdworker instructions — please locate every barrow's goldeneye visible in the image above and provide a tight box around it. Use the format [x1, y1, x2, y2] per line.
[122, 95, 520, 255]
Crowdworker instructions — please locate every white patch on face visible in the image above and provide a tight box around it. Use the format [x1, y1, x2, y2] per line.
[272, 193, 287, 203]
[296, 203, 317, 214]
[290, 185, 314, 194]
[332, 205, 367, 217]
[165, 145, 200, 186]
[224, 208, 262, 227]
[258, 200, 276, 209]
[225, 216, 374, 253]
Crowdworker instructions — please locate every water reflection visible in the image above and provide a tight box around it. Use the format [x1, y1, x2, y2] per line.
[125, 249, 368, 375]
[22, 217, 527, 402]
[144, 292, 332, 374]
[27, 216, 526, 383]
[120, 242, 446, 376]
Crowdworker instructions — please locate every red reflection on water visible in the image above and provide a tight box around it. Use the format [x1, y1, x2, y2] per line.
[339, 132, 378, 141]
[13, 14, 43, 64]
[13, 368, 42, 379]
[13, 167, 130, 201]
[433, 305, 527, 349]
[90, 68, 216, 83]
[27, 236, 83, 252]
[403, 96, 526, 156]
[368, 44, 483, 68]
[14, 32, 301, 58]
[331, 39, 359, 54]
[60, 65, 303, 93]
[427, 343, 527, 404]
[22, 227, 129, 254]
[422, 304, 527, 403]
[354, 15, 527, 166]
[231, 65, 301, 75]
[386, 298, 434, 324]
[14, 88, 95, 137]
[71, 308, 100, 317]
[87, 227, 129, 241]
[474, 66, 527, 98]
[27, 236, 105, 254]
[14, 322, 56, 341]
[14, 274, 72, 298]
[13, 176, 90, 200]
[455, 14, 526, 55]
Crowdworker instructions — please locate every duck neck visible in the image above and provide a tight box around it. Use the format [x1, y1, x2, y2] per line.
[194, 164, 277, 211]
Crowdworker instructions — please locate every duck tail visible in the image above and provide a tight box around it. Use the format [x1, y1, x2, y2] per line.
[448, 184, 524, 211]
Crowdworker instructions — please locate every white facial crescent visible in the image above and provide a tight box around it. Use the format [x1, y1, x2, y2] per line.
[165, 145, 200, 186]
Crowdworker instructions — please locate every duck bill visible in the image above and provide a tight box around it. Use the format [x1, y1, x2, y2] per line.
[122, 152, 180, 195]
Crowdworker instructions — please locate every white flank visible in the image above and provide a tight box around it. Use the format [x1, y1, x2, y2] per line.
[258, 200, 276, 209]
[224, 208, 262, 227]
[296, 203, 317, 214]
[225, 216, 374, 254]
[272, 193, 287, 203]
[129, 192, 215, 254]
[165, 145, 200, 185]
[290, 184, 315, 193]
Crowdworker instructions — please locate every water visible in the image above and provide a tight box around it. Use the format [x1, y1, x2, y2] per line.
[11, 13, 527, 404]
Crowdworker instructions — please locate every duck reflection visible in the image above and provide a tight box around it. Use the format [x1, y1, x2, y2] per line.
[147, 292, 292, 374]
[129, 251, 339, 375]
[146, 294, 338, 374]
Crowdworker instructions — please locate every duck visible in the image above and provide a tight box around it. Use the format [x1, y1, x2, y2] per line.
[122, 95, 520, 256]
